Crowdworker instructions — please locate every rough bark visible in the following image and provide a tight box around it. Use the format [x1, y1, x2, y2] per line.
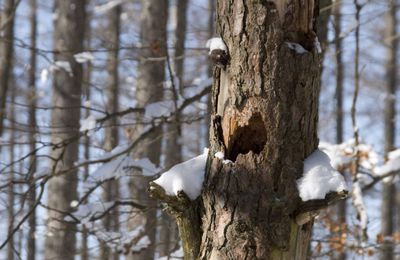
[127, 0, 168, 259]
[149, 1, 347, 259]
[0, 0, 15, 137]
[200, 2, 321, 258]
[101, 5, 121, 260]
[381, 0, 398, 259]
[27, 0, 37, 259]
[44, 1, 86, 260]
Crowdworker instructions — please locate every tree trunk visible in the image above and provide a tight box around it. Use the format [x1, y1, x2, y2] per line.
[200, 1, 320, 258]
[317, 0, 331, 59]
[7, 69, 16, 260]
[149, 1, 343, 259]
[27, 0, 37, 259]
[381, 1, 398, 259]
[101, 5, 121, 260]
[333, 2, 346, 260]
[127, 0, 168, 259]
[44, 1, 86, 260]
[81, 9, 93, 260]
[0, 0, 15, 137]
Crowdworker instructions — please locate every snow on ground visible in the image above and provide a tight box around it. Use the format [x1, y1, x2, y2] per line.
[297, 149, 348, 201]
[286, 42, 308, 54]
[153, 148, 208, 200]
[206, 37, 227, 54]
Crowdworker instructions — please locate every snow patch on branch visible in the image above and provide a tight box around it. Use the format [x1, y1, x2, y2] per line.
[92, 156, 159, 182]
[50, 61, 73, 76]
[74, 52, 94, 63]
[374, 149, 400, 182]
[214, 151, 233, 165]
[297, 149, 347, 201]
[206, 37, 227, 54]
[352, 181, 368, 235]
[94, 0, 125, 15]
[154, 148, 208, 200]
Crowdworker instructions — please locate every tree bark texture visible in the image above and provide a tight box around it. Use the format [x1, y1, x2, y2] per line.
[0, 0, 15, 137]
[101, 5, 121, 260]
[381, 0, 398, 259]
[127, 0, 167, 259]
[44, 1, 85, 260]
[200, 1, 321, 259]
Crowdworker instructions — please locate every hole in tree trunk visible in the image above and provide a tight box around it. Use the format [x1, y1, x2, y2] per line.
[227, 113, 267, 161]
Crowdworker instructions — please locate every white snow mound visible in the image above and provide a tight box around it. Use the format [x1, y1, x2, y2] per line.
[297, 149, 347, 201]
[206, 37, 227, 54]
[154, 148, 208, 200]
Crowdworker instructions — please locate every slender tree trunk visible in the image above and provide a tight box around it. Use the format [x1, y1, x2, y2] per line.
[7, 72, 16, 260]
[44, 1, 86, 260]
[381, 1, 398, 259]
[127, 0, 168, 259]
[101, 5, 121, 260]
[27, 0, 37, 259]
[0, 0, 15, 137]
[317, 0, 331, 59]
[333, 2, 346, 260]
[205, 0, 215, 146]
[81, 9, 93, 260]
